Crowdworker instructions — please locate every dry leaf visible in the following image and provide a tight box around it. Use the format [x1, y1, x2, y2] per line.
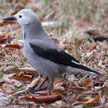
[26, 76, 41, 90]
[11, 76, 41, 97]
[20, 95, 61, 104]
[52, 89, 67, 96]
[14, 74, 33, 83]
[2, 74, 22, 87]
[3, 20, 17, 25]
[5, 44, 22, 49]
[0, 20, 4, 26]
[19, 67, 37, 73]
[0, 55, 5, 59]
[83, 95, 101, 107]
[0, 62, 4, 66]
[83, 79, 93, 88]
[2, 83, 15, 94]
[0, 38, 7, 44]
[3, 66, 19, 72]
[69, 87, 86, 92]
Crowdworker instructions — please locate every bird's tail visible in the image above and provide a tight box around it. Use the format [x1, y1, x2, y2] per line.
[66, 65, 106, 79]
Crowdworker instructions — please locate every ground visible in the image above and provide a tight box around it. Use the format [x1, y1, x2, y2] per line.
[0, 0, 108, 107]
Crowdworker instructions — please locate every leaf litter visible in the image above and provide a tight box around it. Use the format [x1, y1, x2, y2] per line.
[0, 0, 108, 107]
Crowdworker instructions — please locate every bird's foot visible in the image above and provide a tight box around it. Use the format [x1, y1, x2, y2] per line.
[31, 87, 47, 93]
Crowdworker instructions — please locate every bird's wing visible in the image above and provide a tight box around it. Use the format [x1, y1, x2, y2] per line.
[29, 40, 101, 76]
[29, 39, 80, 65]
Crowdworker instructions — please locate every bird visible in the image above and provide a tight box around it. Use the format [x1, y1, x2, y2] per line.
[3, 9, 105, 95]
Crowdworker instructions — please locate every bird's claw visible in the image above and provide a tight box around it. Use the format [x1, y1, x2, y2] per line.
[31, 87, 48, 93]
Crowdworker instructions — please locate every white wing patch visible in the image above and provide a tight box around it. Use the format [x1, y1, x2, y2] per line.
[71, 60, 82, 65]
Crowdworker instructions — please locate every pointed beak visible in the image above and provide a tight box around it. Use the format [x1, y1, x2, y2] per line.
[3, 16, 17, 21]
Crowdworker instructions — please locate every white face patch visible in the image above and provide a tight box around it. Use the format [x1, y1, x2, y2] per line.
[15, 13, 31, 27]
[71, 60, 82, 65]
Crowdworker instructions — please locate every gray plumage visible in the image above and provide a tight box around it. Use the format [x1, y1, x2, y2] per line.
[3, 9, 105, 94]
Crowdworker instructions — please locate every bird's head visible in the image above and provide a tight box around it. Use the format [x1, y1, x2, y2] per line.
[3, 9, 40, 28]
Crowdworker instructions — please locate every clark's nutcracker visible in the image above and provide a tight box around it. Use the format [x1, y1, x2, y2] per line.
[3, 9, 105, 94]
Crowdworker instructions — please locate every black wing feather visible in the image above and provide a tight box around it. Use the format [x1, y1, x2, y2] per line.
[30, 43, 102, 76]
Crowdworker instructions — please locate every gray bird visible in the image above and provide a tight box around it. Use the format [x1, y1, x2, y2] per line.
[3, 9, 105, 94]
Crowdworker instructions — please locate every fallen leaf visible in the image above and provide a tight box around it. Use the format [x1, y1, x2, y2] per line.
[86, 30, 100, 36]
[0, 20, 4, 26]
[76, 91, 97, 101]
[3, 66, 19, 72]
[69, 87, 86, 92]
[0, 62, 4, 66]
[0, 38, 7, 44]
[2, 83, 15, 94]
[14, 74, 33, 83]
[20, 95, 61, 104]
[0, 55, 5, 59]
[52, 89, 67, 95]
[3, 20, 17, 25]
[0, 32, 9, 38]
[2, 74, 22, 87]
[83, 95, 101, 107]
[5, 44, 22, 49]
[83, 79, 93, 88]
[26, 76, 41, 90]
[0, 46, 12, 53]
[11, 76, 41, 98]
[19, 67, 37, 73]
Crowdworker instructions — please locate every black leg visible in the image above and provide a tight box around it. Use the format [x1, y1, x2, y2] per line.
[31, 77, 48, 93]
[38, 77, 48, 89]
[48, 79, 54, 95]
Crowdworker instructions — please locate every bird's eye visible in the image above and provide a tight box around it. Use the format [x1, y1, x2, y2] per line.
[19, 15, 22, 18]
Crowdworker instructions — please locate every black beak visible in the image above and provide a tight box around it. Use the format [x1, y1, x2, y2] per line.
[3, 16, 17, 21]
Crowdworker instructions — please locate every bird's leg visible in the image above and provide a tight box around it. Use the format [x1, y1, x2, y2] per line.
[38, 77, 48, 89]
[48, 79, 54, 95]
[31, 77, 48, 93]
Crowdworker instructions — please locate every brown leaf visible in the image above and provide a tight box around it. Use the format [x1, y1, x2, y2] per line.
[0, 38, 7, 44]
[86, 45, 96, 51]
[83, 97, 91, 102]
[0, 46, 12, 53]
[3, 66, 19, 72]
[20, 95, 61, 104]
[86, 30, 100, 36]
[69, 87, 86, 92]
[81, 91, 97, 95]
[39, 16, 45, 22]
[12, 76, 41, 98]
[0, 62, 4, 66]
[0, 55, 5, 59]
[83, 79, 92, 88]
[14, 74, 33, 83]
[0, 20, 4, 26]
[26, 76, 41, 90]
[33, 7, 39, 12]
[0, 32, 9, 38]
[2, 74, 22, 87]
[15, 99, 20, 105]
[76, 91, 97, 101]
[74, 40, 82, 47]
[77, 18, 93, 28]
[2, 83, 15, 94]
[3, 20, 17, 25]
[19, 67, 37, 73]
[5, 44, 22, 49]
[0, 35, 15, 45]
[83, 95, 100, 107]
[52, 89, 67, 96]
